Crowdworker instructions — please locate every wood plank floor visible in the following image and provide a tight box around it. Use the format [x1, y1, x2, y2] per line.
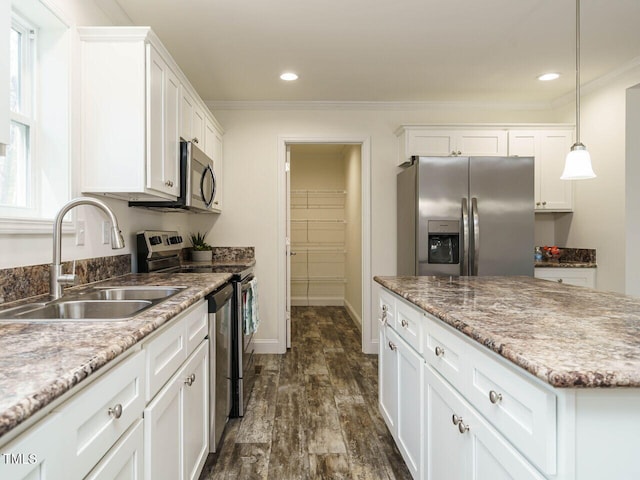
[199, 306, 412, 480]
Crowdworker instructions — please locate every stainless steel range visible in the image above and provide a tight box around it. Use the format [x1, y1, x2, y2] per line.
[136, 230, 256, 418]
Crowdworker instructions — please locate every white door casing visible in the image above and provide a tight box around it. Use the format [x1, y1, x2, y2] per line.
[285, 145, 292, 349]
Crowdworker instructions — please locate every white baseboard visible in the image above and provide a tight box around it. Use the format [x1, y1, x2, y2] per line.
[344, 299, 362, 331]
[253, 339, 286, 354]
[363, 338, 379, 355]
[291, 296, 344, 306]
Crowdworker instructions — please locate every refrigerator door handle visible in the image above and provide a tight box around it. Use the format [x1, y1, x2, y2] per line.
[471, 197, 479, 275]
[461, 198, 469, 275]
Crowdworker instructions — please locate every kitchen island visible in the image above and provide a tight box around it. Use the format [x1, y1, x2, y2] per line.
[0, 272, 230, 438]
[374, 275, 640, 480]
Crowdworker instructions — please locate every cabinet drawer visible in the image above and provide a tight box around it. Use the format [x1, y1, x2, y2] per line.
[378, 287, 396, 329]
[54, 350, 145, 479]
[424, 313, 467, 393]
[85, 419, 144, 480]
[395, 298, 422, 353]
[185, 301, 208, 356]
[467, 347, 557, 474]
[145, 315, 187, 401]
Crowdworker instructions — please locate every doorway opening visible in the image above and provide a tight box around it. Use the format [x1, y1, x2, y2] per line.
[278, 136, 373, 354]
[289, 144, 362, 325]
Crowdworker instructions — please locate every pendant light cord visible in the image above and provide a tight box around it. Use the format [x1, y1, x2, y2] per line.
[575, 0, 581, 144]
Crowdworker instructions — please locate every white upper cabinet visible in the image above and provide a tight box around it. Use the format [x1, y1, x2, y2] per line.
[79, 27, 223, 205]
[508, 129, 574, 212]
[397, 126, 508, 165]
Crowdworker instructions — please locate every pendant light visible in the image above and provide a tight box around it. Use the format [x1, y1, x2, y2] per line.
[561, 0, 596, 180]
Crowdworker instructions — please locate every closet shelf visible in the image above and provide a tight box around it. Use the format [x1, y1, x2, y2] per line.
[291, 276, 346, 283]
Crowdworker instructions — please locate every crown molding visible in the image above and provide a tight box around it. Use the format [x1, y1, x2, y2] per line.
[205, 100, 553, 112]
[551, 55, 640, 109]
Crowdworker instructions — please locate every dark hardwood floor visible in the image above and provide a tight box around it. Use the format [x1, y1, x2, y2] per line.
[199, 306, 412, 480]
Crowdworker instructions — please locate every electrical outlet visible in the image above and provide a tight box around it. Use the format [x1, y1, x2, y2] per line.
[102, 221, 111, 245]
[76, 220, 85, 246]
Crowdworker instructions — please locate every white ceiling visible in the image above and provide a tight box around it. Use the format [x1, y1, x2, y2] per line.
[111, 0, 640, 105]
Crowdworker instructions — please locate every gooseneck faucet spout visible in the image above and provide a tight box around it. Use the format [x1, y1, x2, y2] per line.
[51, 197, 125, 299]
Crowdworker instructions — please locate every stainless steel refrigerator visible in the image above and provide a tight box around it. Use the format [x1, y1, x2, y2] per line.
[397, 156, 534, 276]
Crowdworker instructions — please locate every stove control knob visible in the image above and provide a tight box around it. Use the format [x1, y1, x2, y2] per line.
[149, 235, 162, 246]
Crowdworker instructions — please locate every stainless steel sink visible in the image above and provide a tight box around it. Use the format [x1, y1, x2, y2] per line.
[0, 286, 186, 322]
[88, 286, 184, 301]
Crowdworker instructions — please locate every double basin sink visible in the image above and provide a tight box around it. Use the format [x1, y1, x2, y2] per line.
[0, 286, 186, 322]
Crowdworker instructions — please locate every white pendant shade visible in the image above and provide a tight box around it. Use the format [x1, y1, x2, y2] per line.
[560, 143, 596, 179]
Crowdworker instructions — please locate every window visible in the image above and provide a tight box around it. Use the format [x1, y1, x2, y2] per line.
[0, 2, 70, 232]
[2, 14, 35, 210]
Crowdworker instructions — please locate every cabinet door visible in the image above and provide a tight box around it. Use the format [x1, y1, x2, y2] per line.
[144, 371, 182, 480]
[537, 131, 573, 211]
[406, 129, 457, 157]
[378, 320, 398, 435]
[456, 130, 507, 156]
[192, 107, 205, 148]
[182, 341, 209, 480]
[147, 45, 179, 197]
[180, 88, 195, 141]
[424, 365, 469, 480]
[508, 130, 573, 212]
[85, 419, 144, 480]
[395, 331, 423, 479]
[534, 268, 596, 288]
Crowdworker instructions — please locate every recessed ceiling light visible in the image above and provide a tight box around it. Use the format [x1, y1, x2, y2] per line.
[538, 73, 560, 81]
[280, 72, 298, 81]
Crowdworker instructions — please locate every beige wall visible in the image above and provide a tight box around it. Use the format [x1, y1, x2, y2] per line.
[626, 84, 640, 296]
[553, 64, 640, 294]
[208, 106, 555, 353]
[343, 145, 362, 327]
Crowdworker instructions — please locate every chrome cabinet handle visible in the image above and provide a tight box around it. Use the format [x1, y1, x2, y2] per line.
[435, 346, 445, 357]
[185, 373, 196, 386]
[388, 341, 397, 351]
[290, 251, 297, 256]
[382, 305, 388, 312]
[108, 404, 123, 419]
[381, 305, 388, 324]
[452, 414, 460, 425]
[165, 180, 174, 187]
[401, 319, 409, 328]
[489, 390, 503, 404]
[458, 420, 470, 434]
[192, 137, 199, 144]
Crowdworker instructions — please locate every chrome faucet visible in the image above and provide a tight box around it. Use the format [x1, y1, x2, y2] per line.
[51, 197, 125, 299]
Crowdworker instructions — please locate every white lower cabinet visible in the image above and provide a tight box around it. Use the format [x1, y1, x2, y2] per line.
[424, 365, 545, 480]
[144, 340, 209, 480]
[379, 319, 398, 433]
[534, 267, 596, 288]
[85, 419, 144, 480]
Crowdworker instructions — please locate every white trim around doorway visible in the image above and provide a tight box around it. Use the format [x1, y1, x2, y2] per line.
[277, 136, 375, 354]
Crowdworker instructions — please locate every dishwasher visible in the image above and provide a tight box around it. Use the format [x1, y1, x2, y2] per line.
[207, 283, 233, 452]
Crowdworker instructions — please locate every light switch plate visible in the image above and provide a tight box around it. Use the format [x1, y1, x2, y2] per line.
[76, 220, 85, 246]
[102, 221, 111, 244]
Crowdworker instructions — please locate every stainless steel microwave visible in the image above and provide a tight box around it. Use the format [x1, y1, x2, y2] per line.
[129, 141, 217, 213]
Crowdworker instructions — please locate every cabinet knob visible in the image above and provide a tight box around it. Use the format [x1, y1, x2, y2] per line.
[457, 150, 462, 156]
[214, 201, 219, 205]
[557, 278, 563, 283]
[452, 414, 460, 425]
[542, 201, 547, 206]
[388, 341, 397, 351]
[451, 151, 456, 156]
[401, 319, 409, 328]
[489, 390, 503, 404]
[108, 403, 123, 419]
[458, 420, 470, 434]
[536, 202, 541, 206]
[435, 346, 445, 357]
[184, 373, 196, 386]
[165, 180, 174, 187]
[192, 137, 199, 144]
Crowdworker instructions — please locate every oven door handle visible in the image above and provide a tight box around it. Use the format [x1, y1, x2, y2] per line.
[200, 165, 216, 208]
[241, 276, 255, 293]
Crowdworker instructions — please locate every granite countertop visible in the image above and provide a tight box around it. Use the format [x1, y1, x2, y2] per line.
[0, 272, 232, 439]
[374, 275, 640, 389]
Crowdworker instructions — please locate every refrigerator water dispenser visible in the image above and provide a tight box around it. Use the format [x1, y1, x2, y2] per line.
[427, 220, 460, 265]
